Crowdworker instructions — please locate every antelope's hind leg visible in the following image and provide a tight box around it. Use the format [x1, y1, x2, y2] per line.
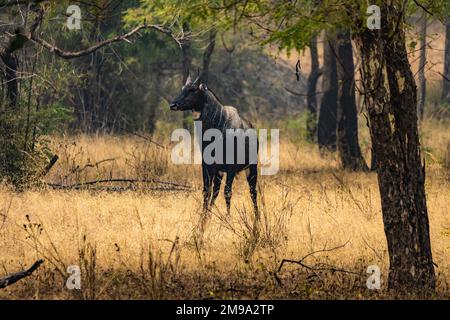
[210, 172, 223, 208]
[245, 164, 260, 259]
[246, 164, 258, 215]
[224, 171, 236, 215]
[202, 167, 213, 214]
[198, 167, 214, 237]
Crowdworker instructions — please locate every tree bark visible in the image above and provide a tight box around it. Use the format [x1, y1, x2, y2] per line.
[335, 30, 368, 171]
[442, 17, 450, 103]
[306, 36, 321, 142]
[353, 2, 435, 292]
[181, 22, 192, 84]
[417, 13, 427, 119]
[318, 34, 338, 152]
[200, 28, 217, 84]
[0, 30, 26, 108]
[181, 22, 193, 129]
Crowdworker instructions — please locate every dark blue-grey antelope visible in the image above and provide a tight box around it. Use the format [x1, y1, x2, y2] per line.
[169, 73, 259, 224]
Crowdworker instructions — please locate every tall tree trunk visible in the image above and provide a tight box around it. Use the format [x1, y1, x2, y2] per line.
[181, 22, 192, 129]
[353, 2, 435, 292]
[147, 70, 161, 134]
[1, 53, 18, 108]
[200, 28, 217, 83]
[335, 30, 368, 171]
[306, 35, 321, 142]
[371, 146, 377, 171]
[442, 17, 450, 103]
[318, 35, 338, 152]
[181, 22, 192, 84]
[418, 13, 427, 119]
[0, 30, 25, 108]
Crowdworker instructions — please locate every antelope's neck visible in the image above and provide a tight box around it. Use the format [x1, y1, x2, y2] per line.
[200, 91, 226, 131]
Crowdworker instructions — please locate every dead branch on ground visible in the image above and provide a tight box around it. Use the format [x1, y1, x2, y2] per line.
[274, 241, 360, 286]
[46, 178, 193, 191]
[0, 260, 44, 289]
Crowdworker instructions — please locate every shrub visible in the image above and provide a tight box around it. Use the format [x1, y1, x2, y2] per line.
[0, 103, 72, 189]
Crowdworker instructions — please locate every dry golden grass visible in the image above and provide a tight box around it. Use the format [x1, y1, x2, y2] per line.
[0, 119, 449, 299]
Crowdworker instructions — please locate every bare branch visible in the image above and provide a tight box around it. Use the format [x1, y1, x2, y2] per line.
[0, 260, 44, 289]
[28, 24, 183, 59]
[274, 241, 358, 286]
[413, 0, 434, 16]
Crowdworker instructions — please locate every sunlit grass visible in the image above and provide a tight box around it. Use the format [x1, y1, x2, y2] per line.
[0, 119, 449, 299]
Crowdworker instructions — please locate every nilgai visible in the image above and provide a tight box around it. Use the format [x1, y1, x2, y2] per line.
[169, 73, 259, 222]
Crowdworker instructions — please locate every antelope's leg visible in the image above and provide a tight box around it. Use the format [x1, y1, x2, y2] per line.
[246, 164, 259, 215]
[202, 167, 213, 214]
[210, 172, 223, 207]
[224, 171, 236, 215]
[245, 164, 260, 258]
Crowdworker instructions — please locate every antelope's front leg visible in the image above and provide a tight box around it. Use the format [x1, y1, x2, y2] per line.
[202, 166, 213, 214]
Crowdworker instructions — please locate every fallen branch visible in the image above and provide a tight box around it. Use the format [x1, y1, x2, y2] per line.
[46, 178, 193, 190]
[52, 185, 193, 193]
[274, 241, 359, 286]
[0, 260, 44, 289]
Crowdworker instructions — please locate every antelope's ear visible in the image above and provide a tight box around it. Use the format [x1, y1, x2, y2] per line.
[199, 83, 208, 91]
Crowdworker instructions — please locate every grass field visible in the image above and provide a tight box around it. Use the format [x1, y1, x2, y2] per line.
[0, 119, 449, 299]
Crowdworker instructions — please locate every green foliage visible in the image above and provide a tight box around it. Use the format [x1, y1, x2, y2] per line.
[157, 0, 449, 54]
[279, 113, 310, 145]
[0, 108, 50, 189]
[124, 0, 230, 30]
[34, 104, 73, 134]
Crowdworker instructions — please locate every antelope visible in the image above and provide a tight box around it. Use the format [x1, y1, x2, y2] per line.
[169, 73, 259, 221]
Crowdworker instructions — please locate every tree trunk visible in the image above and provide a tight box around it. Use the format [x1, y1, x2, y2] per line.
[353, 2, 435, 292]
[147, 71, 161, 134]
[418, 13, 427, 119]
[442, 17, 450, 103]
[318, 34, 338, 152]
[1, 53, 18, 108]
[306, 36, 321, 142]
[335, 30, 368, 171]
[370, 146, 377, 171]
[0, 30, 25, 108]
[181, 22, 193, 129]
[181, 22, 192, 84]
[200, 28, 217, 83]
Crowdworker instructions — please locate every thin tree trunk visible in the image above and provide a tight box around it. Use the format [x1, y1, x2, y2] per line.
[181, 22, 192, 84]
[442, 17, 450, 103]
[200, 28, 217, 83]
[318, 34, 338, 152]
[181, 22, 192, 129]
[335, 30, 368, 171]
[353, 2, 435, 292]
[0, 31, 22, 108]
[418, 13, 427, 120]
[2, 53, 18, 108]
[147, 70, 161, 134]
[306, 35, 321, 142]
